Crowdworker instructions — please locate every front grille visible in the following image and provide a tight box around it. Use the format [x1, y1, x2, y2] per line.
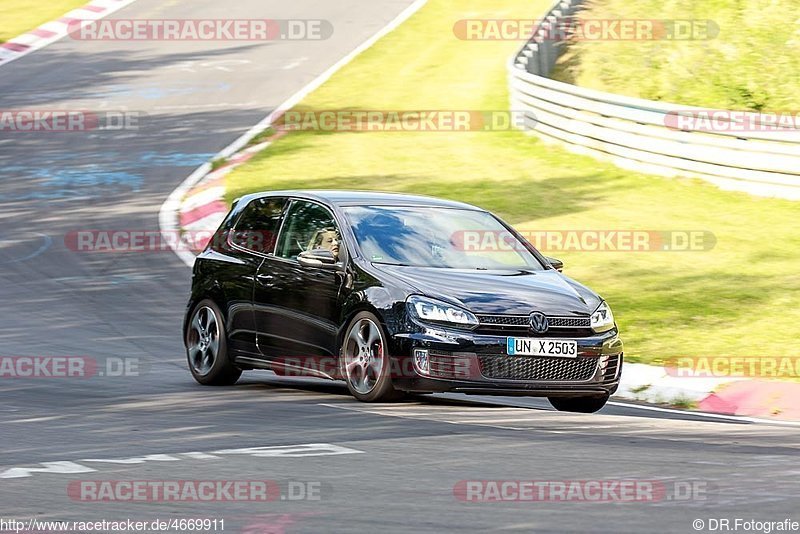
[429, 351, 472, 380]
[478, 355, 598, 382]
[477, 315, 529, 326]
[550, 317, 591, 328]
[476, 314, 591, 328]
[475, 314, 592, 337]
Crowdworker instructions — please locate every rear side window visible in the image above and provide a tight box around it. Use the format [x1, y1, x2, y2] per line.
[275, 201, 340, 261]
[231, 197, 287, 253]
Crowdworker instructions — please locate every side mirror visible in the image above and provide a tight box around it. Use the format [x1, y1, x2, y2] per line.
[298, 249, 339, 268]
[546, 256, 564, 272]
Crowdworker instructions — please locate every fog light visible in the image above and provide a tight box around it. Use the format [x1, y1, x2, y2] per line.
[413, 348, 429, 374]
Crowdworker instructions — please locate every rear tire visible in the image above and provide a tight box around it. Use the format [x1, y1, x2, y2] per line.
[548, 394, 609, 413]
[185, 299, 242, 386]
[340, 311, 403, 402]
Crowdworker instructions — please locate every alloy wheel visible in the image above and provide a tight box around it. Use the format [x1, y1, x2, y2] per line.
[187, 305, 220, 376]
[343, 317, 385, 395]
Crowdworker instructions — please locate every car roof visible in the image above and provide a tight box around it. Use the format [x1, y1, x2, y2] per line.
[238, 190, 484, 210]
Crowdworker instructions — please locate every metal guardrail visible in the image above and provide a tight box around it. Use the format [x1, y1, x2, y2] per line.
[509, 0, 800, 200]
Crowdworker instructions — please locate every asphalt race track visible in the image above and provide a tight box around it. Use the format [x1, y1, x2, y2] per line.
[0, 2, 798, 533]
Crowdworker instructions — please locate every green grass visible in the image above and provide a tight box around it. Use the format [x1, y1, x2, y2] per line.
[669, 396, 698, 410]
[225, 0, 800, 365]
[0, 0, 87, 43]
[551, 0, 800, 111]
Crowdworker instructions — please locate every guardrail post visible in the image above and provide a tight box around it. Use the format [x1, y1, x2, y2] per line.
[525, 42, 539, 75]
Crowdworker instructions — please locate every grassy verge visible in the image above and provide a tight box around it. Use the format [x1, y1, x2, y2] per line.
[225, 0, 800, 365]
[551, 0, 800, 111]
[0, 0, 87, 43]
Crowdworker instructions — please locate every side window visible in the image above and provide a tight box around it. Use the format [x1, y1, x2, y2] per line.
[231, 197, 287, 253]
[276, 201, 340, 261]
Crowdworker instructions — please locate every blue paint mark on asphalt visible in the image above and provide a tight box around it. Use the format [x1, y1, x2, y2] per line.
[138, 152, 215, 167]
[0, 152, 215, 173]
[38, 166, 143, 191]
[94, 84, 184, 99]
[0, 151, 216, 201]
[0, 149, 218, 202]
[94, 83, 231, 100]
[0, 165, 143, 201]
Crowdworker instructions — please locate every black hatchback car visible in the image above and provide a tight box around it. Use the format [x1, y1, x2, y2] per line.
[184, 190, 623, 412]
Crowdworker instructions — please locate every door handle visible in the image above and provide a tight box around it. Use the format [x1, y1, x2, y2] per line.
[256, 273, 274, 286]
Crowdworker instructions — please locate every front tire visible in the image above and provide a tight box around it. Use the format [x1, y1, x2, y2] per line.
[548, 394, 609, 413]
[185, 299, 241, 386]
[340, 311, 402, 402]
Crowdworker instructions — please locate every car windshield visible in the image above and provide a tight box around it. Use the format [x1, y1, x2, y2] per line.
[342, 205, 544, 270]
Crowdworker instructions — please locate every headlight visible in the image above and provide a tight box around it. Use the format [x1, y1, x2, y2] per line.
[407, 295, 478, 329]
[590, 301, 615, 333]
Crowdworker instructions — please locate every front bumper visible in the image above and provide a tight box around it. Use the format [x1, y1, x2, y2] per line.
[390, 325, 623, 398]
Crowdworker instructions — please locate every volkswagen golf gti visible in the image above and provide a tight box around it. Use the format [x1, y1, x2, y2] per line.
[184, 190, 623, 412]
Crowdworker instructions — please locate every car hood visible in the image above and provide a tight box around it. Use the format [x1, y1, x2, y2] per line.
[374, 265, 601, 316]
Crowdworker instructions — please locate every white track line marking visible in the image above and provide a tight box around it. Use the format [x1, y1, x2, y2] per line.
[180, 452, 221, 460]
[282, 57, 309, 70]
[0, 443, 363, 479]
[5, 415, 68, 424]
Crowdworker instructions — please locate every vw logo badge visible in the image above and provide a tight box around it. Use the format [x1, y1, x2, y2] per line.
[529, 312, 549, 334]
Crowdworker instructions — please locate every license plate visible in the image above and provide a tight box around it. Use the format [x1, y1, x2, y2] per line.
[506, 337, 578, 358]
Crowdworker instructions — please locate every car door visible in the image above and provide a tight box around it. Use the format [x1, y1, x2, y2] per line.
[254, 199, 345, 375]
[221, 196, 287, 358]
